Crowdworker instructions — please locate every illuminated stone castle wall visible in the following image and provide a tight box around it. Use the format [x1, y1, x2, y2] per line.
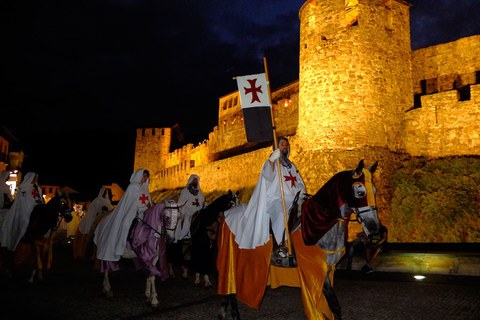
[133, 1, 480, 232]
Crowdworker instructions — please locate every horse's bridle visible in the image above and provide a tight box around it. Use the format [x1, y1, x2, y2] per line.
[339, 206, 377, 223]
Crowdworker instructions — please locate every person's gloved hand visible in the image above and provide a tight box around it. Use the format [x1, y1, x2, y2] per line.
[297, 192, 305, 217]
[269, 148, 281, 162]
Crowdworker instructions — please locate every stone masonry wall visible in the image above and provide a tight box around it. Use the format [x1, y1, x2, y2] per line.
[404, 84, 480, 157]
[411, 35, 480, 94]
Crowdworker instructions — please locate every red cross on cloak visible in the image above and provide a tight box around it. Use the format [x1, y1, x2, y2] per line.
[243, 79, 263, 104]
[192, 198, 200, 207]
[139, 194, 149, 204]
[284, 171, 297, 188]
[32, 187, 39, 198]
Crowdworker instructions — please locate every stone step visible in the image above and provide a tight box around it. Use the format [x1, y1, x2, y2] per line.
[337, 251, 480, 276]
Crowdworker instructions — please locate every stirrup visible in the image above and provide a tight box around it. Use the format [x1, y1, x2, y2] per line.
[271, 246, 297, 268]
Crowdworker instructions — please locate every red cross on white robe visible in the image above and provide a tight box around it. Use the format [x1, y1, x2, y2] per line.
[139, 193, 149, 204]
[32, 187, 40, 198]
[192, 198, 200, 207]
[284, 171, 297, 188]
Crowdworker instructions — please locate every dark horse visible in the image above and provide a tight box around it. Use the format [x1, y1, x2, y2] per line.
[217, 160, 382, 320]
[3, 193, 73, 283]
[190, 190, 239, 288]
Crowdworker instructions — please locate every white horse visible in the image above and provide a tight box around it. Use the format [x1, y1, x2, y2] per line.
[98, 199, 180, 307]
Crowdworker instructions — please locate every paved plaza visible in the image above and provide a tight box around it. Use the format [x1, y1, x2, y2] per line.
[1, 243, 479, 320]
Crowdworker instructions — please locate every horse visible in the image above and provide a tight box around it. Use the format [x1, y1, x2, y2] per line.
[216, 160, 382, 320]
[98, 199, 180, 308]
[189, 190, 239, 288]
[1, 192, 74, 283]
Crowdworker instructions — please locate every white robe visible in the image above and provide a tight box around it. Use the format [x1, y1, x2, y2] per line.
[0, 170, 13, 237]
[174, 174, 206, 242]
[0, 172, 43, 251]
[94, 169, 152, 262]
[225, 159, 306, 249]
[0, 170, 13, 209]
[78, 187, 113, 235]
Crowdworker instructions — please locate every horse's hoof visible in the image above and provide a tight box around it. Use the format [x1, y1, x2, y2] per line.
[204, 283, 213, 289]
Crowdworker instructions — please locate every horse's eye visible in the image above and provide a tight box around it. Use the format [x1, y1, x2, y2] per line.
[353, 182, 366, 199]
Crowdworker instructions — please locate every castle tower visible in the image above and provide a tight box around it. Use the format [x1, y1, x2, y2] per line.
[297, 0, 413, 152]
[134, 128, 171, 175]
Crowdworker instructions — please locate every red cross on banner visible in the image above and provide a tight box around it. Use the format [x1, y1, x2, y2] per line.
[236, 73, 273, 143]
[284, 171, 297, 188]
[139, 194, 149, 204]
[237, 73, 270, 108]
[243, 78, 263, 104]
[192, 198, 200, 207]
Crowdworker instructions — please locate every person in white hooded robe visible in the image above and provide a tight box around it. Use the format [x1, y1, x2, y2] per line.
[169, 174, 206, 278]
[73, 187, 114, 261]
[224, 137, 306, 250]
[0, 172, 44, 251]
[94, 169, 152, 272]
[78, 187, 114, 236]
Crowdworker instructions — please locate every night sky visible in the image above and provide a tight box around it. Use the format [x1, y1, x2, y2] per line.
[1, 0, 479, 200]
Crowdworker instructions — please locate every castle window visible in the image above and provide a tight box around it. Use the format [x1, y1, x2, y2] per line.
[142, 128, 146, 136]
[222, 101, 227, 110]
[190, 160, 195, 168]
[234, 96, 238, 107]
[228, 99, 232, 108]
[425, 78, 438, 94]
[420, 80, 427, 94]
[413, 94, 422, 109]
[457, 85, 471, 102]
[152, 128, 156, 136]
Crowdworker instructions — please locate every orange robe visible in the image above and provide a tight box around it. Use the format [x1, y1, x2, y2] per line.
[216, 221, 334, 319]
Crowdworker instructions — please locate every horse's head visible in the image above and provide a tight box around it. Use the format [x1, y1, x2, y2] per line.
[50, 192, 74, 223]
[163, 199, 180, 243]
[225, 190, 240, 210]
[344, 159, 381, 238]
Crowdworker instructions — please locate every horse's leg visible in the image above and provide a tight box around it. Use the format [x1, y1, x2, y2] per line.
[1, 247, 15, 278]
[345, 243, 354, 271]
[229, 294, 241, 320]
[37, 238, 52, 282]
[148, 276, 159, 308]
[168, 262, 175, 277]
[203, 274, 212, 288]
[322, 268, 342, 320]
[145, 277, 152, 301]
[217, 295, 230, 320]
[45, 235, 54, 271]
[28, 241, 41, 284]
[102, 269, 113, 298]
[194, 272, 201, 286]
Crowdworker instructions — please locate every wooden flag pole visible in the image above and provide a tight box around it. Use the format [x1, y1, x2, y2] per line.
[263, 56, 293, 258]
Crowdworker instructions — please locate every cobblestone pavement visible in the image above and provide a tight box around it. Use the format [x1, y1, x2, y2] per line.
[1, 244, 479, 320]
